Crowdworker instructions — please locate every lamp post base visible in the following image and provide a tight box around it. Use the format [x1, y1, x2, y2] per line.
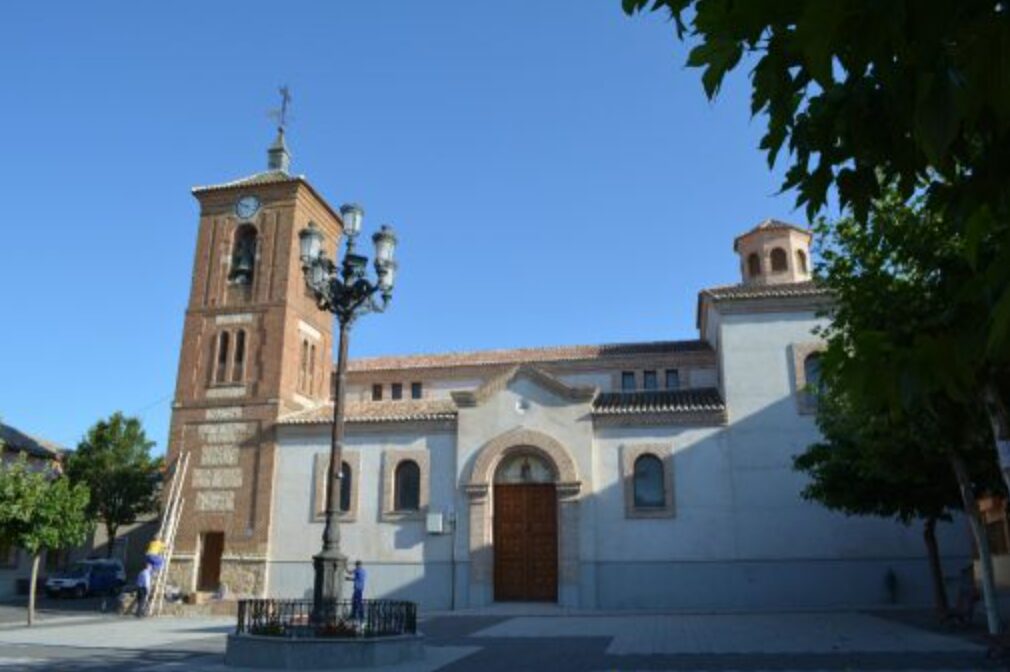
[312, 549, 347, 622]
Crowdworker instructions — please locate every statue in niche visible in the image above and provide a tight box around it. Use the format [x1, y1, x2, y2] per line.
[520, 458, 532, 483]
[495, 452, 554, 484]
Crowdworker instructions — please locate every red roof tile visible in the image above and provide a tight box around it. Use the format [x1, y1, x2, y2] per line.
[348, 340, 712, 373]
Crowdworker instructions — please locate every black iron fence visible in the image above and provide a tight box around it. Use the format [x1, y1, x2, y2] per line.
[235, 599, 417, 639]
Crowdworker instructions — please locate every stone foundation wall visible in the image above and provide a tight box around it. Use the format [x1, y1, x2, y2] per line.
[220, 558, 267, 598]
[163, 556, 265, 598]
[167, 557, 195, 593]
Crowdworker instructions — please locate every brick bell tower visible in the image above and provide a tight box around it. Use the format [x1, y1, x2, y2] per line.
[165, 127, 342, 598]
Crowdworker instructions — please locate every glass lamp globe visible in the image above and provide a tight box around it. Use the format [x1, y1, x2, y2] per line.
[378, 260, 397, 291]
[299, 223, 324, 261]
[310, 260, 328, 288]
[340, 203, 364, 238]
[372, 225, 397, 265]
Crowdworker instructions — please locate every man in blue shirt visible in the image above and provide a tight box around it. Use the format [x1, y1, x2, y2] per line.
[346, 560, 366, 621]
[135, 563, 152, 617]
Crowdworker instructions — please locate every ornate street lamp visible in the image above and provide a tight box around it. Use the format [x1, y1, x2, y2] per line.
[299, 204, 398, 619]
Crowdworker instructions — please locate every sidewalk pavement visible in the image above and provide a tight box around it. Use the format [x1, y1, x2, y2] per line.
[0, 609, 998, 671]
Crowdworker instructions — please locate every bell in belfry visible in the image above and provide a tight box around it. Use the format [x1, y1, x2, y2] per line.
[230, 228, 257, 284]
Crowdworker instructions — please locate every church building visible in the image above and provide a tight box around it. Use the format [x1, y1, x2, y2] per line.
[165, 131, 961, 611]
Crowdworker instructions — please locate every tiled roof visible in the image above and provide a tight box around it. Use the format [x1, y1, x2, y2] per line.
[349, 340, 713, 373]
[733, 219, 811, 250]
[278, 399, 458, 425]
[699, 280, 829, 301]
[0, 423, 65, 459]
[592, 388, 726, 416]
[191, 170, 301, 194]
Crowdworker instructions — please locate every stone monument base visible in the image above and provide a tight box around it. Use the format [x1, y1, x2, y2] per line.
[224, 633, 425, 669]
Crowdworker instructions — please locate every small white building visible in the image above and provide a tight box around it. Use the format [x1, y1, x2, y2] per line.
[261, 221, 967, 611]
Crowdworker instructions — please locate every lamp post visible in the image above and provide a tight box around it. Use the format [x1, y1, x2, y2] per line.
[298, 204, 397, 619]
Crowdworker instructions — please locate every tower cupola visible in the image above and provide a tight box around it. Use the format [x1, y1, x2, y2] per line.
[267, 127, 291, 173]
[733, 219, 812, 286]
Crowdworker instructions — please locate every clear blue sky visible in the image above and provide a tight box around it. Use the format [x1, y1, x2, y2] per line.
[1, 2, 803, 455]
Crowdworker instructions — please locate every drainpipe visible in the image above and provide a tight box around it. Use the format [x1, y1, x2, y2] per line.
[449, 509, 457, 611]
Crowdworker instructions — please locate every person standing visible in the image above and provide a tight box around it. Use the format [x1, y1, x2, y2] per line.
[135, 563, 152, 618]
[346, 560, 366, 621]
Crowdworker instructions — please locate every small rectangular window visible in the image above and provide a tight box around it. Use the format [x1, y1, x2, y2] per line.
[371, 384, 383, 401]
[621, 371, 636, 391]
[643, 370, 658, 390]
[391, 383, 403, 400]
[665, 369, 680, 390]
[411, 382, 423, 399]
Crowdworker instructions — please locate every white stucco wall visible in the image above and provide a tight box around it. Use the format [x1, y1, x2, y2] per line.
[266, 304, 972, 612]
[652, 306, 974, 610]
[688, 367, 718, 388]
[557, 371, 611, 390]
[268, 424, 458, 609]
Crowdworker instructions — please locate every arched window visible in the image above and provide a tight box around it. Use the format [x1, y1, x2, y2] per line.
[747, 252, 761, 277]
[796, 249, 808, 274]
[804, 353, 822, 394]
[633, 454, 665, 509]
[770, 247, 788, 272]
[232, 330, 246, 383]
[339, 461, 352, 513]
[215, 331, 230, 383]
[229, 225, 258, 285]
[394, 460, 421, 511]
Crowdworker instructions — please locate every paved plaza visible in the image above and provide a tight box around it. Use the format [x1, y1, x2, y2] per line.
[0, 608, 1003, 671]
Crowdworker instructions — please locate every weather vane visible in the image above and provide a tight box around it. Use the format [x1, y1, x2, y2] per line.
[270, 85, 293, 131]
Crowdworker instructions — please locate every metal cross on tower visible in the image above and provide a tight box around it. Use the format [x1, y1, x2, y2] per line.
[270, 85, 293, 130]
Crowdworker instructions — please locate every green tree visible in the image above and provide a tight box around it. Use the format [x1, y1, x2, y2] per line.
[798, 192, 1006, 632]
[795, 377, 1000, 618]
[622, 0, 1010, 486]
[66, 413, 161, 558]
[0, 453, 91, 626]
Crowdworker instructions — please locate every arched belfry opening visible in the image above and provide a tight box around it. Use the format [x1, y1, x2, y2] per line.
[229, 223, 259, 285]
[465, 428, 581, 607]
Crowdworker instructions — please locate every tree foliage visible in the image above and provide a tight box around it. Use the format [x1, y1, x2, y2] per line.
[0, 453, 91, 555]
[796, 191, 1004, 628]
[623, 0, 1010, 370]
[66, 412, 161, 557]
[811, 191, 1004, 492]
[0, 452, 92, 625]
[622, 1, 1010, 216]
[795, 389, 997, 526]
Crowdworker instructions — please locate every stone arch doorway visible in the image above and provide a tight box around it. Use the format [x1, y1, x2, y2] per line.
[465, 428, 581, 607]
[493, 452, 558, 601]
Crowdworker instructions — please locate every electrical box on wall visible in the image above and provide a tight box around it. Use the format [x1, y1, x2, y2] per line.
[426, 512, 445, 534]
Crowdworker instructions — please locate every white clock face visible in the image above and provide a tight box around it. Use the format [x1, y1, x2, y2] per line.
[235, 195, 260, 220]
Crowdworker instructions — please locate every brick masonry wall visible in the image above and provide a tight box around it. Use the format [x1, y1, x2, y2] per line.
[165, 178, 343, 595]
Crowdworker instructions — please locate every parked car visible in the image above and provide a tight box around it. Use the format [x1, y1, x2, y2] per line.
[44, 559, 126, 598]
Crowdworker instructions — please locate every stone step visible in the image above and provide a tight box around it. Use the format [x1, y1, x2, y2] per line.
[159, 597, 238, 617]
